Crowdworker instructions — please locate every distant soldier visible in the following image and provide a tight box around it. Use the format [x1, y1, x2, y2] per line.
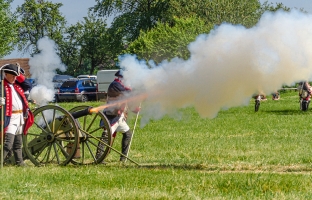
[96, 70, 139, 162]
[272, 91, 280, 100]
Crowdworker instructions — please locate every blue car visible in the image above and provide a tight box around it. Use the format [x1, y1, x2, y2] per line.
[56, 78, 97, 102]
[26, 78, 38, 90]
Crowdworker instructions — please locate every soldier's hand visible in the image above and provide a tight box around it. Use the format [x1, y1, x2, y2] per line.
[0, 97, 5, 105]
[133, 107, 140, 114]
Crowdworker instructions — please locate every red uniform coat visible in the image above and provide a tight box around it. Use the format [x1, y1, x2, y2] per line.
[1, 79, 34, 135]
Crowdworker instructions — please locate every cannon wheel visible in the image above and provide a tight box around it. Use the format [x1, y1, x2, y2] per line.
[23, 105, 80, 166]
[69, 105, 112, 165]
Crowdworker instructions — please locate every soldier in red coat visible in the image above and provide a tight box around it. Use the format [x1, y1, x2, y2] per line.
[0, 63, 34, 166]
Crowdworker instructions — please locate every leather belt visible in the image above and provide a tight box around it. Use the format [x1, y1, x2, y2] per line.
[12, 110, 23, 114]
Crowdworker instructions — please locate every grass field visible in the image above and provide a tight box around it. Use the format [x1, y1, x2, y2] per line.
[1, 90, 312, 199]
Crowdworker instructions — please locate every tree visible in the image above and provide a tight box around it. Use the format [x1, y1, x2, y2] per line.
[87, 0, 293, 71]
[91, 0, 266, 63]
[93, 0, 170, 41]
[259, 1, 291, 13]
[78, 13, 110, 74]
[57, 24, 82, 75]
[15, 0, 66, 56]
[0, 0, 18, 58]
[169, 0, 262, 28]
[59, 12, 111, 75]
[92, 0, 171, 62]
[126, 16, 213, 63]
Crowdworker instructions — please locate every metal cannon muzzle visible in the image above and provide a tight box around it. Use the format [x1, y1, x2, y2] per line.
[70, 106, 93, 119]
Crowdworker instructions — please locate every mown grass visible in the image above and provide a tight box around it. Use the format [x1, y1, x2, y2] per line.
[1, 91, 312, 199]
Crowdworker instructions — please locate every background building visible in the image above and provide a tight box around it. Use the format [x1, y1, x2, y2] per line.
[0, 58, 31, 77]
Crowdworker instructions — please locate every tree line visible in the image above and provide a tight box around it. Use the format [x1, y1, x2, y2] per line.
[0, 0, 299, 76]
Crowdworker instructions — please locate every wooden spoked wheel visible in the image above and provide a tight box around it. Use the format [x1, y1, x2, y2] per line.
[23, 105, 79, 166]
[68, 106, 112, 165]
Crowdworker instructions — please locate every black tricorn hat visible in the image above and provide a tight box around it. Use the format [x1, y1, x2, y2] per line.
[16, 62, 25, 75]
[115, 70, 123, 77]
[0, 64, 20, 76]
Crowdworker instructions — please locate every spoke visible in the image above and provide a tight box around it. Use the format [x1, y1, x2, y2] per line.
[78, 128, 88, 135]
[87, 133, 109, 146]
[87, 126, 103, 135]
[26, 131, 45, 137]
[51, 109, 56, 132]
[87, 134, 111, 151]
[33, 121, 50, 135]
[81, 142, 85, 163]
[33, 143, 48, 160]
[84, 140, 96, 161]
[55, 140, 69, 158]
[56, 137, 76, 143]
[45, 144, 53, 163]
[27, 139, 47, 149]
[54, 126, 74, 137]
[41, 110, 52, 132]
[83, 115, 87, 130]
[86, 114, 98, 132]
[86, 138, 102, 148]
[40, 144, 51, 163]
[88, 137, 108, 159]
[37, 143, 50, 163]
[78, 127, 87, 137]
[52, 143, 61, 164]
[55, 115, 70, 132]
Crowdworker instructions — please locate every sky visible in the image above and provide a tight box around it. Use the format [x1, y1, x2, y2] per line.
[10, 0, 97, 25]
[260, 0, 312, 13]
[5, 0, 312, 59]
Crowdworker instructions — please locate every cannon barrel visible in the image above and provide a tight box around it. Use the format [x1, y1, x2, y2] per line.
[70, 106, 93, 119]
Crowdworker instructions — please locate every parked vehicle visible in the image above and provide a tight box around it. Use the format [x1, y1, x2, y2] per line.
[53, 74, 74, 91]
[96, 70, 118, 100]
[77, 75, 97, 80]
[56, 78, 97, 102]
[26, 78, 38, 89]
[298, 82, 311, 111]
[25, 78, 38, 101]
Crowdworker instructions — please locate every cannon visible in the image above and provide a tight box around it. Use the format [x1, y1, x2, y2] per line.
[3, 104, 139, 166]
[21, 105, 114, 166]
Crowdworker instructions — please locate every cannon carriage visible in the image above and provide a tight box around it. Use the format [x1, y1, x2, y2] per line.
[3, 105, 114, 166]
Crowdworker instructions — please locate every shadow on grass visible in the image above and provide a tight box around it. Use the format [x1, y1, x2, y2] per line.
[133, 163, 312, 173]
[138, 163, 217, 171]
[263, 109, 312, 115]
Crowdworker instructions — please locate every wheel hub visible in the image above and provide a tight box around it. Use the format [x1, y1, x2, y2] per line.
[46, 133, 54, 142]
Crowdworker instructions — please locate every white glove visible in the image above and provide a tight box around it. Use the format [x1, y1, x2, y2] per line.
[0, 97, 5, 106]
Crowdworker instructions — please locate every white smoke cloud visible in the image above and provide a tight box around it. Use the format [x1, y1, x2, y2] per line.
[120, 10, 312, 125]
[28, 37, 66, 105]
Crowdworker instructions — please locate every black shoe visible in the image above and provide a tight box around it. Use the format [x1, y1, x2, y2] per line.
[16, 162, 27, 167]
[97, 161, 107, 165]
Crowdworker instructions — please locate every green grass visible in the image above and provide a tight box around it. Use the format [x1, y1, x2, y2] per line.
[2, 91, 312, 199]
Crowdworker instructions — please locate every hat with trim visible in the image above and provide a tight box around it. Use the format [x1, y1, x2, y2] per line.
[0, 64, 20, 76]
[115, 70, 123, 77]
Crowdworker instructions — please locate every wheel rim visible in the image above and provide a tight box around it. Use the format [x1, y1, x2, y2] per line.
[23, 105, 79, 166]
[68, 105, 112, 165]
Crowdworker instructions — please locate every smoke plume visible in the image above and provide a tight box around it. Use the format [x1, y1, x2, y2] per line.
[120, 10, 312, 125]
[28, 37, 66, 105]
